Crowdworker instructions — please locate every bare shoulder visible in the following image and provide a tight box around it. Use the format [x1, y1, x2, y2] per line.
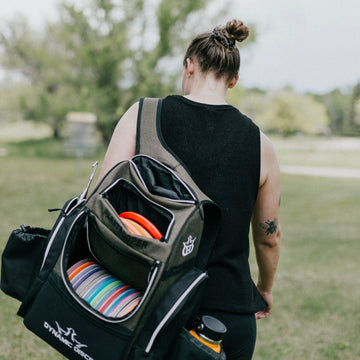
[259, 131, 280, 187]
[110, 102, 139, 144]
[125, 101, 140, 119]
[97, 102, 139, 180]
[117, 102, 139, 131]
[260, 131, 276, 159]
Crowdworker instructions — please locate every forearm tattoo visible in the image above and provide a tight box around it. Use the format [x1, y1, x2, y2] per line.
[260, 218, 278, 235]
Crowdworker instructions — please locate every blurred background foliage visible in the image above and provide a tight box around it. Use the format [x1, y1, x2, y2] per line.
[0, 0, 359, 144]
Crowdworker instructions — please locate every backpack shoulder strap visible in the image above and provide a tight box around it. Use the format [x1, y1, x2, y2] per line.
[135, 97, 222, 269]
[135, 97, 191, 181]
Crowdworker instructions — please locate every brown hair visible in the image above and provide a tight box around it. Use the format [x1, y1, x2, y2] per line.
[183, 19, 249, 82]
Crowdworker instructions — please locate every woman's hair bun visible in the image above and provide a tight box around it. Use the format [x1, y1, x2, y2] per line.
[225, 19, 249, 42]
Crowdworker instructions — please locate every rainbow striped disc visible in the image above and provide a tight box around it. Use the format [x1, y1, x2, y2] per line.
[98, 285, 131, 314]
[67, 259, 143, 319]
[84, 275, 114, 303]
[107, 289, 138, 317]
[71, 263, 102, 290]
[81, 272, 110, 300]
[102, 286, 133, 317]
[67, 259, 89, 275]
[68, 260, 96, 281]
[117, 296, 142, 318]
[76, 269, 107, 297]
[89, 277, 121, 307]
[112, 292, 142, 318]
[94, 282, 125, 311]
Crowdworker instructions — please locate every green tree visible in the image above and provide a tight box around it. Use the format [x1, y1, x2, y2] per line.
[228, 86, 330, 136]
[314, 88, 352, 135]
[0, 18, 72, 137]
[0, 0, 227, 142]
[227, 85, 269, 121]
[351, 82, 360, 134]
[259, 88, 330, 136]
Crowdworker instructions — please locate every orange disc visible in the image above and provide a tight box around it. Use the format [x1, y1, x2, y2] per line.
[120, 218, 143, 236]
[119, 212, 162, 240]
[68, 260, 96, 281]
[124, 218, 153, 238]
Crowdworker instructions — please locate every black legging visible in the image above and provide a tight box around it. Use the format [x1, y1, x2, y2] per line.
[200, 310, 257, 360]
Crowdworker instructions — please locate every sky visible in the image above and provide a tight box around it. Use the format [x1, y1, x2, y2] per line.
[1, 0, 360, 94]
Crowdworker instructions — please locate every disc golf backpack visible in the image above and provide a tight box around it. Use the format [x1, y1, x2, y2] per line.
[1, 98, 226, 360]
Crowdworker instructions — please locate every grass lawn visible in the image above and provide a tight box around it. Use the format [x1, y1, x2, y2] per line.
[271, 136, 360, 169]
[1, 136, 359, 359]
[0, 152, 101, 360]
[251, 174, 360, 359]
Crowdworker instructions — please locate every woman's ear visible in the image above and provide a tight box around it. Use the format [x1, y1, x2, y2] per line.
[228, 73, 239, 88]
[186, 57, 195, 76]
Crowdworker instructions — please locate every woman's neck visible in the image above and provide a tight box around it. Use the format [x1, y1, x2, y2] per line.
[184, 72, 228, 105]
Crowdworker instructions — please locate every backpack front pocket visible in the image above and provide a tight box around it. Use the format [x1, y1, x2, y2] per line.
[59, 213, 160, 324]
[86, 217, 157, 292]
[23, 271, 132, 360]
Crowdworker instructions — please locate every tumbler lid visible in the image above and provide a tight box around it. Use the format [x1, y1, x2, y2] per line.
[197, 315, 227, 342]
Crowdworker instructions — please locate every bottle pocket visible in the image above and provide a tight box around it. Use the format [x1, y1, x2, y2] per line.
[1, 226, 50, 301]
[169, 327, 226, 360]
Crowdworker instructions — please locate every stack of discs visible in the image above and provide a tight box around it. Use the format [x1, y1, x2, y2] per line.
[119, 211, 162, 240]
[67, 259, 142, 318]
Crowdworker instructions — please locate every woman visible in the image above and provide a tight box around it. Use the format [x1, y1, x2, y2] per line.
[98, 19, 281, 360]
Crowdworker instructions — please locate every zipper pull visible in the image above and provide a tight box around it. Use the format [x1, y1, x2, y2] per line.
[20, 224, 29, 232]
[77, 161, 99, 204]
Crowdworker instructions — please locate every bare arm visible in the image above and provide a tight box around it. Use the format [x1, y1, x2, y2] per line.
[97, 102, 139, 182]
[251, 131, 281, 320]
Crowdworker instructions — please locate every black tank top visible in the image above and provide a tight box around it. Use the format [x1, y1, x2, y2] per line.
[160, 95, 267, 313]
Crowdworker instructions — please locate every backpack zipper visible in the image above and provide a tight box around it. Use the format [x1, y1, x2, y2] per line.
[144, 271, 207, 353]
[40, 198, 81, 271]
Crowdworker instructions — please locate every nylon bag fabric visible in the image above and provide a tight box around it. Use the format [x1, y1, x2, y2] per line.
[1, 226, 50, 301]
